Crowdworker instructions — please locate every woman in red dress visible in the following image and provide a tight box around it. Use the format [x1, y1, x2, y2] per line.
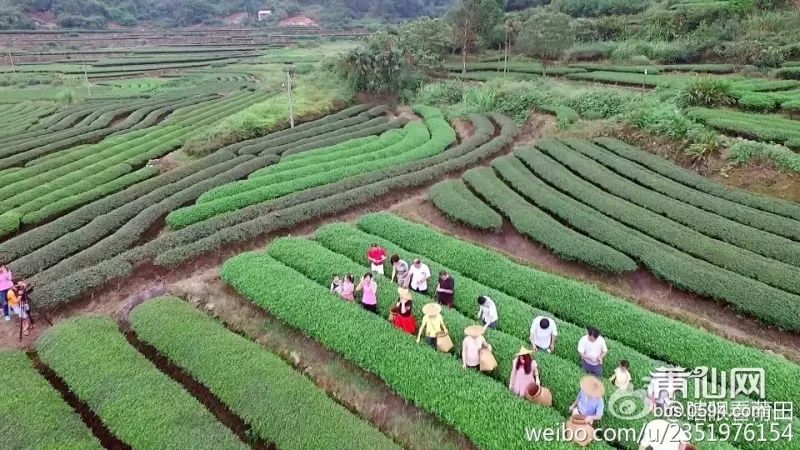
[392, 288, 416, 335]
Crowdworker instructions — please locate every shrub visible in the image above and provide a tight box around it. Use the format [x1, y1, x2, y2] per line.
[737, 93, 780, 111]
[729, 140, 800, 173]
[774, 66, 800, 80]
[676, 76, 736, 108]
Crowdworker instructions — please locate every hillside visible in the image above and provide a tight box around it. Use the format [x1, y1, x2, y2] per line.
[0, 0, 456, 29]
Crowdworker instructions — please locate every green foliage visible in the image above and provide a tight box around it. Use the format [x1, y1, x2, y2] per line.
[220, 251, 580, 450]
[0, 351, 101, 450]
[728, 140, 800, 173]
[737, 93, 781, 111]
[687, 107, 800, 148]
[167, 107, 455, 229]
[357, 212, 800, 410]
[594, 137, 800, 220]
[415, 80, 465, 105]
[55, 88, 75, 105]
[774, 66, 800, 80]
[465, 163, 638, 272]
[552, 0, 649, 17]
[130, 297, 401, 450]
[398, 17, 454, 71]
[515, 10, 575, 73]
[428, 178, 503, 231]
[676, 75, 736, 108]
[448, 0, 505, 55]
[336, 32, 423, 95]
[36, 316, 247, 450]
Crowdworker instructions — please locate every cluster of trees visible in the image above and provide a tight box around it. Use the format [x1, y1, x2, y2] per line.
[336, 0, 577, 95]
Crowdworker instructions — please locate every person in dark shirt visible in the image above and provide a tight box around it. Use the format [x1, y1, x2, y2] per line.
[435, 271, 455, 308]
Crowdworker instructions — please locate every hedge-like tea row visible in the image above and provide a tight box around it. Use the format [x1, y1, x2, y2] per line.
[774, 66, 800, 80]
[563, 139, 800, 240]
[248, 129, 404, 179]
[428, 178, 503, 232]
[219, 104, 370, 154]
[357, 213, 800, 409]
[568, 64, 659, 74]
[221, 252, 581, 450]
[308, 226, 743, 450]
[464, 165, 637, 273]
[507, 148, 800, 329]
[535, 140, 800, 267]
[267, 237, 695, 450]
[236, 113, 381, 156]
[687, 107, 800, 147]
[0, 350, 101, 450]
[0, 151, 234, 263]
[445, 61, 587, 75]
[166, 109, 455, 229]
[254, 115, 393, 156]
[202, 127, 414, 203]
[538, 143, 800, 290]
[277, 119, 408, 158]
[659, 63, 736, 73]
[28, 114, 512, 308]
[10, 152, 247, 278]
[32, 155, 277, 285]
[36, 316, 247, 450]
[593, 137, 800, 221]
[21, 165, 160, 226]
[130, 297, 401, 450]
[566, 70, 683, 87]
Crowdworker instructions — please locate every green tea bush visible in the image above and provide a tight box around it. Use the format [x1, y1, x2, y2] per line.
[686, 107, 800, 147]
[357, 213, 800, 409]
[428, 179, 503, 232]
[221, 252, 583, 450]
[466, 163, 638, 273]
[0, 351, 100, 450]
[594, 137, 800, 220]
[36, 317, 247, 450]
[774, 66, 800, 80]
[737, 93, 781, 111]
[131, 298, 401, 450]
[729, 140, 800, 173]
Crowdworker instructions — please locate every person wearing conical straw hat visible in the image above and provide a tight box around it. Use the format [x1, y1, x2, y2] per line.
[570, 376, 606, 425]
[509, 347, 540, 397]
[392, 287, 417, 335]
[462, 325, 491, 370]
[417, 302, 447, 347]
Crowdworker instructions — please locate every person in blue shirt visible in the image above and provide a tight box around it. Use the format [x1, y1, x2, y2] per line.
[570, 376, 606, 425]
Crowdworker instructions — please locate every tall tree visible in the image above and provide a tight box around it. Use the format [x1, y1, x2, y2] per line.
[516, 9, 575, 76]
[502, 17, 519, 75]
[448, 0, 503, 74]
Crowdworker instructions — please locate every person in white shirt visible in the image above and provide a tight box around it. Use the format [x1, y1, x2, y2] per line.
[609, 360, 632, 391]
[639, 419, 692, 450]
[407, 259, 431, 294]
[477, 295, 498, 329]
[577, 326, 607, 376]
[462, 325, 491, 370]
[530, 316, 558, 353]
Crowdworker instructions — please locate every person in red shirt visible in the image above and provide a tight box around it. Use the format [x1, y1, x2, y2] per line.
[367, 243, 387, 275]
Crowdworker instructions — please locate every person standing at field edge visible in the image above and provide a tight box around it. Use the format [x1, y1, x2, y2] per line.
[367, 243, 388, 275]
[417, 303, 447, 347]
[477, 295, 498, 329]
[530, 316, 558, 353]
[578, 326, 608, 376]
[0, 265, 14, 321]
[435, 271, 455, 308]
[407, 258, 431, 295]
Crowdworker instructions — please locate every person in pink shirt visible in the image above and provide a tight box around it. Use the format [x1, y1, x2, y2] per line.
[356, 272, 378, 314]
[509, 347, 540, 397]
[339, 274, 355, 302]
[0, 265, 14, 321]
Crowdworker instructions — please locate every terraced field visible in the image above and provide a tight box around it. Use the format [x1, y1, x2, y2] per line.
[222, 212, 799, 450]
[430, 137, 800, 329]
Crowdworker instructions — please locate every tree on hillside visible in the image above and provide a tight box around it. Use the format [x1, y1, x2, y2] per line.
[448, 0, 504, 74]
[502, 17, 519, 74]
[516, 9, 575, 76]
[336, 31, 422, 95]
[399, 17, 454, 71]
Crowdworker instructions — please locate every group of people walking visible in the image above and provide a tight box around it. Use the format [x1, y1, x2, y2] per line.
[0, 265, 32, 335]
[325, 243, 625, 421]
